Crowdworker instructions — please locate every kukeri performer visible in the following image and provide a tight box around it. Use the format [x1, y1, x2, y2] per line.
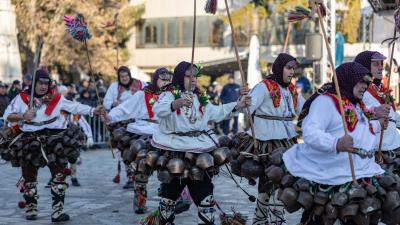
[230, 53, 305, 225]
[283, 62, 399, 225]
[103, 65, 147, 189]
[141, 61, 251, 225]
[102, 68, 173, 214]
[3, 69, 103, 222]
[354, 51, 400, 175]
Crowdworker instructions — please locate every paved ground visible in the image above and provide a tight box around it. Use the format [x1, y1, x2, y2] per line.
[0, 149, 304, 225]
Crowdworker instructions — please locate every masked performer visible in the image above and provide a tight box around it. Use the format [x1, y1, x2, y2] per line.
[104, 68, 173, 214]
[103, 66, 147, 189]
[141, 61, 251, 225]
[355, 51, 400, 176]
[229, 53, 305, 225]
[3, 69, 102, 222]
[283, 62, 400, 225]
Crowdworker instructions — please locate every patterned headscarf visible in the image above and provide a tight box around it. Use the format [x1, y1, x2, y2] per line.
[25, 69, 51, 98]
[145, 67, 173, 93]
[268, 53, 297, 87]
[117, 66, 132, 88]
[172, 61, 199, 91]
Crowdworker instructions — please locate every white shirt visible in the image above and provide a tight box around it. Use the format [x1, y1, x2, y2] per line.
[245, 82, 305, 141]
[103, 81, 147, 110]
[151, 92, 237, 153]
[108, 90, 158, 136]
[283, 95, 384, 185]
[4, 94, 94, 132]
[363, 91, 400, 151]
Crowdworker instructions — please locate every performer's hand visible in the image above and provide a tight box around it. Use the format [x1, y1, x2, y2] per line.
[336, 134, 354, 153]
[236, 96, 252, 110]
[100, 112, 110, 123]
[379, 118, 389, 130]
[93, 105, 105, 116]
[86, 137, 94, 148]
[375, 104, 390, 119]
[112, 100, 120, 107]
[23, 110, 36, 121]
[239, 85, 249, 96]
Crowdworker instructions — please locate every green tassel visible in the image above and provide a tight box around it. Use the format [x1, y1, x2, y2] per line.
[140, 209, 161, 225]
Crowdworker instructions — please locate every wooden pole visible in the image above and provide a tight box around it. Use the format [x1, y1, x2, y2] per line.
[29, 36, 43, 109]
[376, 26, 397, 163]
[188, 0, 197, 93]
[84, 39, 115, 158]
[224, 0, 259, 153]
[316, 5, 357, 185]
[283, 24, 292, 53]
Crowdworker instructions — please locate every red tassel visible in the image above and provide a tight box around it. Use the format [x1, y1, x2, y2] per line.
[113, 174, 120, 183]
[18, 201, 26, 209]
[205, 0, 218, 14]
[63, 168, 72, 176]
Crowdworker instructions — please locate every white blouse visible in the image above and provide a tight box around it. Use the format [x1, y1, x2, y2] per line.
[4, 94, 94, 132]
[151, 91, 237, 153]
[363, 91, 400, 151]
[103, 81, 147, 111]
[245, 82, 305, 141]
[108, 90, 158, 136]
[283, 95, 384, 185]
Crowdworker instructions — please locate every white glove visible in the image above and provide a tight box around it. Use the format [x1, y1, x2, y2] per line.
[86, 137, 94, 148]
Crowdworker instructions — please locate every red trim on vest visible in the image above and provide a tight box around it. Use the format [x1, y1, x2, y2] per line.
[19, 92, 62, 116]
[262, 79, 298, 108]
[367, 85, 396, 111]
[144, 92, 157, 119]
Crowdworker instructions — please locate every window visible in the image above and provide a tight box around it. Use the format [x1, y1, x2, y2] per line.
[167, 19, 179, 46]
[144, 25, 157, 44]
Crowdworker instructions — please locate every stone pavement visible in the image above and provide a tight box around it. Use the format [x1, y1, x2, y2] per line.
[0, 149, 304, 225]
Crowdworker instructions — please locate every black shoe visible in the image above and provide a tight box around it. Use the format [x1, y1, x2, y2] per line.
[71, 178, 80, 187]
[26, 215, 37, 220]
[123, 180, 134, 189]
[51, 213, 70, 222]
[175, 199, 191, 214]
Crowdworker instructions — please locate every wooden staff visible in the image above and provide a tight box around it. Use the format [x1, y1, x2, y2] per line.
[29, 36, 44, 109]
[315, 4, 357, 185]
[224, 0, 259, 152]
[283, 24, 292, 53]
[377, 26, 397, 163]
[115, 13, 119, 68]
[83, 39, 115, 158]
[188, 0, 197, 93]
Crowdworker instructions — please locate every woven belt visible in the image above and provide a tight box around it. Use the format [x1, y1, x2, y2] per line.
[140, 119, 159, 124]
[171, 129, 219, 147]
[255, 114, 294, 121]
[24, 117, 58, 126]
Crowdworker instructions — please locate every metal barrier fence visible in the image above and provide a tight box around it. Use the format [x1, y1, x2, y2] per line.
[85, 115, 110, 146]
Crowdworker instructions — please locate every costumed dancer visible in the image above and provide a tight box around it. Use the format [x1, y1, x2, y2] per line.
[103, 66, 147, 189]
[103, 68, 173, 214]
[230, 53, 305, 225]
[282, 62, 400, 224]
[3, 69, 102, 222]
[58, 85, 94, 187]
[141, 61, 251, 225]
[354, 51, 400, 176]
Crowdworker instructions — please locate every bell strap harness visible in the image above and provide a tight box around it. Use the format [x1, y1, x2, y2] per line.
[352, 148, 374, 159]
[171, 129, 219, 147]
[24, 117, 58, 126]
[255, 114, 294, 121]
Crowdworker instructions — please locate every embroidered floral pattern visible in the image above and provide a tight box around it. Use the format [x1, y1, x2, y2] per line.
[368, 84, 396, 110]
[326, 93, 375, 132]
[263, 79, 297, 108]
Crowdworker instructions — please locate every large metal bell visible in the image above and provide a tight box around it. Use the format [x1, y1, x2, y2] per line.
[166, 158, 185, 175]
[213, 147, 231, 166]
[196, 153, 214, 170]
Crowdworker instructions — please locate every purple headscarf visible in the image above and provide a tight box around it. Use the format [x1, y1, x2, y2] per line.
[145, 67, 173, 93]
[25, 69, 51, 97]
[354, 50, 386, 86]
[268, 53, 297, 87]
[297, 62, 371, 127]
[172, 61, 199, 91]
[117, 66, 132, 88]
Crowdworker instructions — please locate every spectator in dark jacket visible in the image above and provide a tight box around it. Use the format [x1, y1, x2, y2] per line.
[220, 75, 240, 135]
[0, 82, 10, 126]
[8, 80, 21, 100]
[22, 74, 32, 91]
